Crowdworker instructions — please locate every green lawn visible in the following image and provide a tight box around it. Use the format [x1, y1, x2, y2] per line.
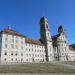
[0, 62, 75, 73]
[60, 61, 75, 65]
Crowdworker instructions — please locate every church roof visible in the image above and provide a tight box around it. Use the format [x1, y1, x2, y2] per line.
[0, 28, 44, 46]
[25, 38, 44, 46]
[0, 28, 27, 37]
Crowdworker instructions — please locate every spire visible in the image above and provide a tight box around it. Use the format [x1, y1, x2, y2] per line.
[40, 17, 48, 22]
[58, 25, 64, 34]
[40, 17, 48, 25]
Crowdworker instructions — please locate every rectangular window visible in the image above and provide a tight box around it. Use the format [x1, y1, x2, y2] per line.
[32, 44, 33, 47]
[11, 39, 14, 43]
[4, 58, 6, 61]
[5, 38, 8, 42]
[35, 49, 36, 52]
[11, 52, 13, 56]
[16, 45, 18, 49]
[15, 58, 17, 61]
[38, 50, 39, 52]
[50, 54, 52, 56]
[11, 58, 13, 61]
[15, 52, 18, 56]
[5, 44, 7, 48]
[26, 54, 28, 57]
[21, 41, 23, 44]
[16, 36, 18, 43]
[21, 46, 23, 49]
[26, 49, 28, 51]
[16, 40, 18, 43]
[29, 49, 30, 51]
[11, 44, 14, 49]
[4, 52, 7, 55]
[65, 47, 66, 51]
[21, 53, 23, 56]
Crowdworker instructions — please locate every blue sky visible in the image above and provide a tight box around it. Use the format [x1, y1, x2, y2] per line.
[0, 0, 75, 44]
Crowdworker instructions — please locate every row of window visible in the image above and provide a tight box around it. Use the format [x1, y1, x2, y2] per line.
[5, 34, 24, 39]
[5, 44, 45, 52]
[4, 58, 44, 62]
[26, 49, 45, 52]
[4, 52, 44, 57]
[60, 53, 68, 56]
[4, 36, 44, 50]
[25, 43, 44, 49]
[5, 44, 24, 49]
[54, 48, 67, 52]
[26, 54, 44, 57]
[26, 59, 44, 62]
[57, 43, 67, 46]
[5, 36, 24, 44]
[54, 53, 68, 56]
[5, 35, 44, 49]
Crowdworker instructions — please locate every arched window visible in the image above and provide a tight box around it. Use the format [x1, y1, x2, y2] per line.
[4, 58, 6, 61]
[46, 25, 48, 29]
[11, 52, 13, 56]
[4, 52, 7, 55]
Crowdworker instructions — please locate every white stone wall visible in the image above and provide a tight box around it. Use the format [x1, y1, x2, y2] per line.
[56, 33, 69, 61]
[53, 47, 59, 61]
[46, 41, 54, 61]
[25, 43, 45, 62]
[0, 32, 75, 63]
[68, 49, 75, 61]
[0, 33, 46, 63]
[1, 33, 25, 62]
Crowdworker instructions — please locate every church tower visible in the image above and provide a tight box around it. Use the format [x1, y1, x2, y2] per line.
[57, 25, 69, 61]
[40, 17, 54, 61]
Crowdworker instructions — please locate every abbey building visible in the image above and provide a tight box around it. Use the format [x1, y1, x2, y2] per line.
[0, 17, 75, 63]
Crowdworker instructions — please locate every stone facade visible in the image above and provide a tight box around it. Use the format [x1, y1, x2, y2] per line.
[0, 17, 75, 63]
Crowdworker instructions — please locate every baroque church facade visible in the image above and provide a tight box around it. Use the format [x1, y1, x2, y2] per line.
[0, 17, 75, 63]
